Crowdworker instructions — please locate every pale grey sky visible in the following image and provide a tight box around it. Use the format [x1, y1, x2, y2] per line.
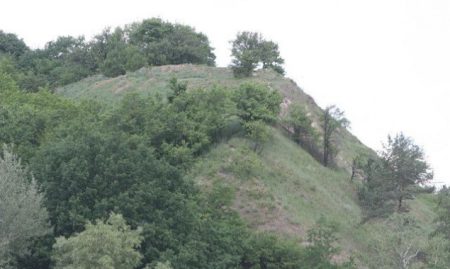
[1, 0, 449, 184]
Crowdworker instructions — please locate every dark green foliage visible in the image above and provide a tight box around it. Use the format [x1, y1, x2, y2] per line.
[128, 18, 216, 66]
[167, 77, 187, 103]
[244, 120, 271, 154]
[231, 32, 261, 77]
[259, 40, 285, 74]
[320, 105, 349, 167]
[285, 104, 320, 160]
[231, 32, 284, 77]
[358, 134, 432, 221]
[1, 55, 359, 269]
[0, 18, 215, 91]
[0, 31, 29, 58]
[97, 27, 146, 77]
[381, 133, 433, 211]
[233, 83, 282, 123]
[0, 85, 76, 161]
[358, 158, 396, 221]
[240, 233, 304, 269]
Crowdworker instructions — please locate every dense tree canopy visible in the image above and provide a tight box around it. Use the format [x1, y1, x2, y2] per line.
[0, 31, 29, 58]
[0, 18, 215, 91]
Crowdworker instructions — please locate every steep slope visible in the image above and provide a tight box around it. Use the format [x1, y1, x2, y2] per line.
[56, 65, 437, 267]
[56, 64, 370, 169]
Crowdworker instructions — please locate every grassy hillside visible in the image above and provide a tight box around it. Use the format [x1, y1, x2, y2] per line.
[57, 64, 370, 169]
[56, 65, 437, 268]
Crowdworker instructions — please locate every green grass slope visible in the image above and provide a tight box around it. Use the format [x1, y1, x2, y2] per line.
[56, 65, 437, 268]
[56, 64, 370, 169]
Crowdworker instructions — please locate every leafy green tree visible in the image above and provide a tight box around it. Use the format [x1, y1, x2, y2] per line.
[0, 85, 76, 162]
[98, 28, 129, 77]
[259, 40, 285, 75]
[358, 158, 396, 221]
[52, 213, 143, 269]
[101, 45, 128, 77]
[358, 134, 432, 220]
[167, 77, 187, 103]
[0, 31, 29, 58]
[244, 120, 271, 154]
[303, 217, 340, 267]
[230, 32, 284, 77]
[233, 83, 282, 124]
[241, 233, 304, 269]
[284, 104, 319, 159]
[0, 71, 19, 93]
[320, 105, 349, 167]
[128, 18, 215, 66]
[381, 133, 433, 211]
[0, 147, 50, 268]
[230, 32, 262, 77]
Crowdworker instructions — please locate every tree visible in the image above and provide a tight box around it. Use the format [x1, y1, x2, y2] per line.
[284, 104, 319, 158]
[230, 32, 284, 77]
[320, 105, 349, 167]
[52, 213, 143, 269]
[358, 158, 397, 221]
[381, 133, 433, 211]
[0, 31, 29, 58]
[230, 32, 262, 77]
[233, 83, 282, 124]
[128, 18, 215, 66]
[358, 134, 433, 220]
[244, 120, 271, 154]
[259, 40, 285, 75]
[0, 146, 50, 268]
[167, 77, 187, 103]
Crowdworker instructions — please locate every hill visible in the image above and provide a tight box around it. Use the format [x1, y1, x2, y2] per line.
[56, 65, 437, 268]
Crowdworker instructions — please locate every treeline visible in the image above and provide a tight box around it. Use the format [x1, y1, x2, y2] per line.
[0, 71, 355, 269]
[0, 18, 215, 91]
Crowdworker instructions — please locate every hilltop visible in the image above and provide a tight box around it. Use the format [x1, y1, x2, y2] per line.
[56, 64, 437, 267]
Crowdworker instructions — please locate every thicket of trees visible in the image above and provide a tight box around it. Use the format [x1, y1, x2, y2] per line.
[0, 68, 355, 268]
[0, 18, 215, 91]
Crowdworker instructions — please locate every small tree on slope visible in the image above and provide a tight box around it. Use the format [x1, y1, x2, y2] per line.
[0, 146, 50, 268]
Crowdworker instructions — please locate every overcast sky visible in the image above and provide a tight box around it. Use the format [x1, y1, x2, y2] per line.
[1, 0, 449, 185]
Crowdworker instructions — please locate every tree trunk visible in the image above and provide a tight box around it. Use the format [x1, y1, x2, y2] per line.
[398, 196, 403, 212]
